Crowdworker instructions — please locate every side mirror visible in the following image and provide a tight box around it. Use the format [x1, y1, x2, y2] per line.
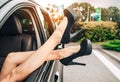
[70, 28, 85, 42]
[60, 39, 92, 66]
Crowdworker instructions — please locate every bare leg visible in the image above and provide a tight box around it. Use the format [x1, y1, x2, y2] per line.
[0, 17, 68, 82]
[46, 46, 80, 61]
[0, 51, 34, 80]
[0, 45, 80, 81]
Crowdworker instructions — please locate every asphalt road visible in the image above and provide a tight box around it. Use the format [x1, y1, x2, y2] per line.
[63, 48, 120, 82]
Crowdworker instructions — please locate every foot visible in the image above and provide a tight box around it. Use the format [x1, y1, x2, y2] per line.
[61, 7, 80, 44]
[60, 39, 92, 66]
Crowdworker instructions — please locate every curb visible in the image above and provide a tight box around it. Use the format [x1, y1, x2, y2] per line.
[98, 48, 120, 63]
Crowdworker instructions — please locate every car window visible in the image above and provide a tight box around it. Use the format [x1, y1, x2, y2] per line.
[41, 9, 55, 39]
[20, 16, 35, 35]
[13, 8, 48, 82]
[44, 18, 51, 38]
[16, 9, 39, 50]
[43, 15, 54, 38]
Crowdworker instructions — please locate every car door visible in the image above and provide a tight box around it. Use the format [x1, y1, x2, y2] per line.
[16, 4, 63, 82]
[23, 6, 63, 82]
[40, 8, 63, 82]
[0, 1, 51, 82]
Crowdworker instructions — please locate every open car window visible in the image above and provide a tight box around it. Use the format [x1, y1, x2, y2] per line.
[41, 9, 55, 39]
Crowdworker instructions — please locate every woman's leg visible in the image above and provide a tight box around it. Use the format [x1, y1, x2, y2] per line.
[0, 17, 69, 82]
[0, 51, 35, 80]
[46, 45, 80, 61]
[0, 45, 80, 81]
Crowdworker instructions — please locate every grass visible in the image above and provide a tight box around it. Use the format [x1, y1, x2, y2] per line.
[101, 39, 120, 52]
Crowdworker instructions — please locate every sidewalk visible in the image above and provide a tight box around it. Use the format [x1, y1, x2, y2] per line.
[92, 43, 120, 63]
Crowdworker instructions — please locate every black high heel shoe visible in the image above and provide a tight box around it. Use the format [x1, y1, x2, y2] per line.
[60, 39, 92, 66]
[61, 7, 79, 44]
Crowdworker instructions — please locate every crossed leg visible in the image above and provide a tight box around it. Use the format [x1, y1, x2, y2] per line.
[0, 17, 80, 82]
[0, 45, 80, 81]
[0, 17, 68, 82]
[0, 51, 35, 80]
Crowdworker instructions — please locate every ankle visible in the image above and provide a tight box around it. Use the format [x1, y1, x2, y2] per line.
[54, 17, 68, 42]
[52, 29, 63, 43]
[56, 17, 68, 35]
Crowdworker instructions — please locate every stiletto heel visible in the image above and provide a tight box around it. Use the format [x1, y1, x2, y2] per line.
[60, 39, 92, 66]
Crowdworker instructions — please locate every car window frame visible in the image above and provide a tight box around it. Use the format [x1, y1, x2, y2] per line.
[0, 2, 52, 82]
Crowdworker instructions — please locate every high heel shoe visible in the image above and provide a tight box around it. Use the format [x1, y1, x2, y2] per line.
[61, 7, 80, 44]
[60, 39, 92, 66]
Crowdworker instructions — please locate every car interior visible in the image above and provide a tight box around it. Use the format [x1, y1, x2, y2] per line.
[0, 8, 38, 80]
[0, 6, 57, 81]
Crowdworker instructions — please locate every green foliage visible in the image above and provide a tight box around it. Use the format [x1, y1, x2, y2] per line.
[101, 40, 120, 51]
[69, 2, 120, 22]
[75, 21, 118, 42]
[101, 8, 109, 21]
[69, 2, 96, 21]
[115, 23, 120, 39]
[108, 7, 120, 22]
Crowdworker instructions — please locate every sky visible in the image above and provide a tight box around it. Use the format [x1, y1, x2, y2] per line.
[35, 0, 120, 9]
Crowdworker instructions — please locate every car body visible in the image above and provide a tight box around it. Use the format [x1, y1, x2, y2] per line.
[0, 0, 63, 82]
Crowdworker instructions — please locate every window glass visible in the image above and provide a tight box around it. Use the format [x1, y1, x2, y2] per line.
[20, 17, 35, 34]
[41, 10, 54, 39]
[44, 19, 51, 38]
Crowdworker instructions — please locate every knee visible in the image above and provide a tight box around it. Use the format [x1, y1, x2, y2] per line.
[5, 52, 16, 64]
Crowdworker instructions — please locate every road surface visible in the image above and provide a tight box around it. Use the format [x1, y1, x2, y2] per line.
[63, 44, 120, 82]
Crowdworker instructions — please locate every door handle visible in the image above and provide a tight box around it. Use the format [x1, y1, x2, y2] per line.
[54, 71, 59, 82]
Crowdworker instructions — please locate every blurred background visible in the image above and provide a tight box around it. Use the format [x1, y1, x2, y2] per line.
[34, 1, 120, 82]
[35, 0, 120, 51]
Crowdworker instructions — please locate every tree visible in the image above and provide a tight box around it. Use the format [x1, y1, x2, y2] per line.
[108, 7, 120, 22]
[69, 2, 95, 21]
[101, 8, 109, 21]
